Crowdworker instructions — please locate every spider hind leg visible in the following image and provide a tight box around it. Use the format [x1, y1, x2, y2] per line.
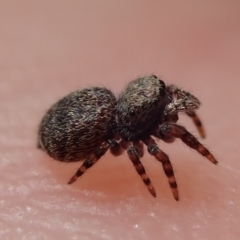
[68, 141, 110, 184]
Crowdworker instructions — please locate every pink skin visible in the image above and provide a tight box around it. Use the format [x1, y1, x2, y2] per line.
[1, 1, 240, 239]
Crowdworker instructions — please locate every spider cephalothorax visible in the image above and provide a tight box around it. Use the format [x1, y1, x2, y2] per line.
[38, 75, 217, 200]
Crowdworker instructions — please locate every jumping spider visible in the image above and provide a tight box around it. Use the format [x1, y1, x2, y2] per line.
[38, 75, 217, 200]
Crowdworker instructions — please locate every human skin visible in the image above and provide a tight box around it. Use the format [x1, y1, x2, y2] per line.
[0, 1, 240, 239]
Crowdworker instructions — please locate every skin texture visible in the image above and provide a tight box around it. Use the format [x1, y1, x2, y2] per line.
[1, 1, 240, 239]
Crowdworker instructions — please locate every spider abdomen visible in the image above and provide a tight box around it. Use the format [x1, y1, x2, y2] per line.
[38, 87, 116, 162]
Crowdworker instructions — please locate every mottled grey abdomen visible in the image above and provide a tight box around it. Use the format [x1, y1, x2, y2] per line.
[38, 87, 116, 162]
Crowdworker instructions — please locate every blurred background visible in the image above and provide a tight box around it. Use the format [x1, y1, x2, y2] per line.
[0, 1, 240, 239]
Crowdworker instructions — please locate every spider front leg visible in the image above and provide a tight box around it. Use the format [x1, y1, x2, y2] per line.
[155, 122, 218, 164]
[68, 141, 110, 184]
[186, 111, 206, 138]
[127, 144, 156, 197]
[143, 137, 179, 201]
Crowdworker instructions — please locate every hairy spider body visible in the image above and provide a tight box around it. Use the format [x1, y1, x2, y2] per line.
[38, 87, 116, 162]
[38, 75, 217, 200]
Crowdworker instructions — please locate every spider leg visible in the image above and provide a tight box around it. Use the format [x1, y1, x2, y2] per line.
[134, 140, 144, 157]
[186, 111, 206, 138]
[109, 139, 125, 156]
[68, 141, 110, 184]
[155, 122, 218, 164]
[119, 139, 131, 150]
[143, 137, 179, 201]
[127, 145, 156, 197]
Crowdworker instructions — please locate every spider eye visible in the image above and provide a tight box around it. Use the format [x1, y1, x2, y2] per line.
[129, 108, 136, 117]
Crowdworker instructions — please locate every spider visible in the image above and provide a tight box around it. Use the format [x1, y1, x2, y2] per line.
[38, 75, 217, 200]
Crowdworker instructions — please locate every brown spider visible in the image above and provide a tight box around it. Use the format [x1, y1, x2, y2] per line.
[38, 75, 217, 200]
